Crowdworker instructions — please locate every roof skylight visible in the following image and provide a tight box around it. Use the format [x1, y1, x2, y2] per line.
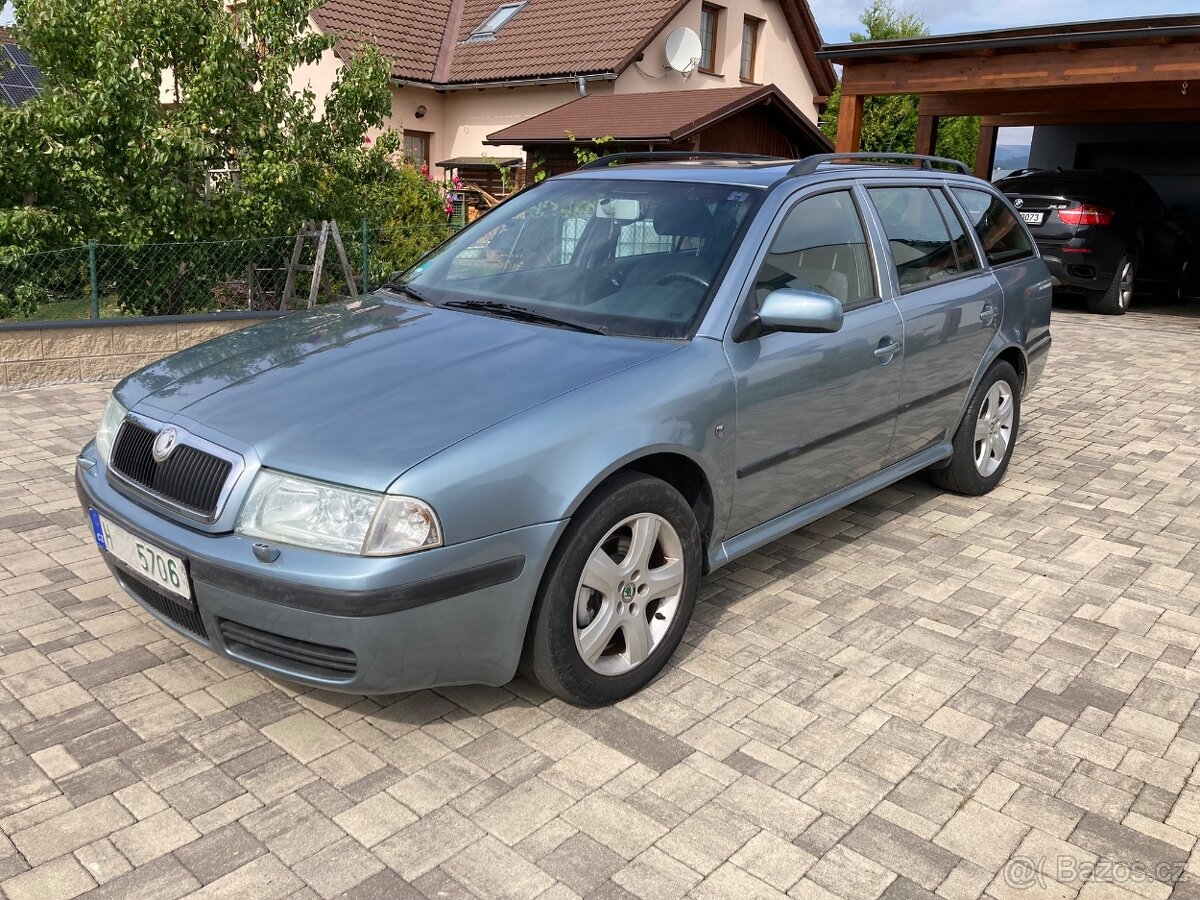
[468, 2, 525, 41]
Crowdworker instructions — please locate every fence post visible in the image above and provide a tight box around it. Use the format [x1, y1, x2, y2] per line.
[361, 219, 370, 294]
[87, 240, 99, 319]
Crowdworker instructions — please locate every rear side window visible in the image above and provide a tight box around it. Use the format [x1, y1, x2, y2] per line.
[867, 187, 965, 291]
[932, 190, 981, 274]
[952, 188, 1035, 266]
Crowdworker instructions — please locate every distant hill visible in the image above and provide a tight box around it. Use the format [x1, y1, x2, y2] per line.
[994, 144, 1030, 170]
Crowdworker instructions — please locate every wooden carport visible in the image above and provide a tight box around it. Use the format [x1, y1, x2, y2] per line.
[818, 14, 1200, 178]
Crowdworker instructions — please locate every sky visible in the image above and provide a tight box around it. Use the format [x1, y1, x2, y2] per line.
[0, 3, 10, 26]
[810, 0, 1194, 44]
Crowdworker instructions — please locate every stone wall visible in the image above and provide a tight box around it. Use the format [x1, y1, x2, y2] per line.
[0, 315, 282, 390]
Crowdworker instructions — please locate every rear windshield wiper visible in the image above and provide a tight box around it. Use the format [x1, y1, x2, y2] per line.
[443, 299, 608, 335]
[379, 281, 434, 305]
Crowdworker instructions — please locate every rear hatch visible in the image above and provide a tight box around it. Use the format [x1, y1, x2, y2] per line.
[1002, 193, 1078, 242]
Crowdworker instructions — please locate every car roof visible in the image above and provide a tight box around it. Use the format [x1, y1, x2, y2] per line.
[559, 158, 990, 190]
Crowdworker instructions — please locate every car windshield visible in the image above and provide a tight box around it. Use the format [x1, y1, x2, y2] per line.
[400, 177, 761, 339]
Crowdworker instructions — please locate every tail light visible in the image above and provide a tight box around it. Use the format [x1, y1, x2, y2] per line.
[1058, 204, 1115, 226]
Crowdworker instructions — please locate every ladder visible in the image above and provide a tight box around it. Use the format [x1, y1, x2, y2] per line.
[280, 220, 359, 310]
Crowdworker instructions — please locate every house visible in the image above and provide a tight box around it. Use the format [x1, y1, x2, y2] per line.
[306, 0, 836, 178]
[0, 26, 41, 107]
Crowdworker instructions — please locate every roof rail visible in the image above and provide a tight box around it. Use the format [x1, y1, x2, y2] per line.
[577, 151, 785, 171]
[788, 153, 972, 177]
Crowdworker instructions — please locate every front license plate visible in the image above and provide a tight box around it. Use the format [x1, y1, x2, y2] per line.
[1020, 211, 1044, 225]
[89, 509, 191, 601]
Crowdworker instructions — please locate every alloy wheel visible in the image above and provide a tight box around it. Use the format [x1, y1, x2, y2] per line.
[1118, 260, 1134, 309]
[573, 513, 685, 676]
[973, 380, 1015, 477]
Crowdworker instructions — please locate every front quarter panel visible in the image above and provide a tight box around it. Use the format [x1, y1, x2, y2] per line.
[393, 339, 736, 554]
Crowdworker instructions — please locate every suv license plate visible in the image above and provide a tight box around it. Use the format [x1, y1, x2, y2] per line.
[89, 509, 191, 600]
[1020, 211, 1044, 225]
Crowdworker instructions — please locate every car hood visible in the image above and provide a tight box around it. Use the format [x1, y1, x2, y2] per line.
[118, 295, 678, 491]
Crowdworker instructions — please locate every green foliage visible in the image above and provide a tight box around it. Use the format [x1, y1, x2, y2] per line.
[820, 0, 979, 168]
[0, 0, 448, 312]
[566, 132, 616, 167]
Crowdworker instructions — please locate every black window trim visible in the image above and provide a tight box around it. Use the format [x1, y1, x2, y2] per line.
[949, 184, 1037, 270]
[731, 182, 885, 342]
[930, 186, 983, 275]
[865, 182, 990, 297]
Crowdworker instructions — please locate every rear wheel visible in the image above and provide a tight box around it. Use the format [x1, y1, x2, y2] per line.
[523, 473, 701, 706]
[929, 361, 1021, 496]
[1088, 254, 1134, 315]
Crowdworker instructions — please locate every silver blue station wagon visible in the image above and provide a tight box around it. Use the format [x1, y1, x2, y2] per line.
[77, 153, 1052, 706]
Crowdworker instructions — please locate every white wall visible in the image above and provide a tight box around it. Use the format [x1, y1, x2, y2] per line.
[614, 0, 819, 121]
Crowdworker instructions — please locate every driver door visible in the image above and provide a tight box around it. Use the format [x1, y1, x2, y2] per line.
[724, 187, 903, 537]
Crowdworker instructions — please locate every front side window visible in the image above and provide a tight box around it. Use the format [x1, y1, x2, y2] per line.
[403, 178, 760, 339]
[699, 4, 722, 73]
[752, 190, 876, 311]
[952, 187, 1035, 266]
[740, 17, 761, 82]
[869, 186, 966, 291]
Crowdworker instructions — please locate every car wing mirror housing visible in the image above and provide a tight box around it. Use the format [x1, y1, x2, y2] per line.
[739, 288, 844, 340]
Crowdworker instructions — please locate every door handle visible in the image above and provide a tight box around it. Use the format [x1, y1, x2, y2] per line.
[980, 304, 999, 325]
[874, 339, 901, 361]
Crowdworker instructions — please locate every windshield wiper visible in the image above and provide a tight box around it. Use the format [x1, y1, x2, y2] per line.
[443, 299, 608, 335]
[379, 281, 434, 306]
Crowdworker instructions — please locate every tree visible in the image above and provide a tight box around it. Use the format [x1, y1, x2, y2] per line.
[820, 0, 978, 167]
[0, 0, 431, 253]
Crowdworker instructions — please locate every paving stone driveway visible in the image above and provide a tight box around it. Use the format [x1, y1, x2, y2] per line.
[3, 309, 1200, 900]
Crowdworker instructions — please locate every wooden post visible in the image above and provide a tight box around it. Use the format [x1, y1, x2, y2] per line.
[915, 114, 940, 156]
[836, 93, 864, 152]
[975, 124, 998, 180]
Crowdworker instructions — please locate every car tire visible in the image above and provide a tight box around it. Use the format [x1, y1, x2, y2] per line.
[928, 361, 1021, 496]
[1087, 254, 1134, 315]
[523, 472, 702, 706]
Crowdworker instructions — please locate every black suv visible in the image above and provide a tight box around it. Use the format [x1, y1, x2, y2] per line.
[995, 168, 1193, 315]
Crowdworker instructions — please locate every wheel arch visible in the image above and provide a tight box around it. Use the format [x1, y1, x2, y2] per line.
[565, 448, 719, 573]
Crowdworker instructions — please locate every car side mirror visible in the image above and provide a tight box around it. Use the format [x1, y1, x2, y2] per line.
[757, 288, 845, 335]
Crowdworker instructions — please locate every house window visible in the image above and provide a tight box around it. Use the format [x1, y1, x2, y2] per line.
[404, 131, 431, 169]
[740, 16, 761, 83]
[699, 4, 723, 74]
[469, 2, 525, 40]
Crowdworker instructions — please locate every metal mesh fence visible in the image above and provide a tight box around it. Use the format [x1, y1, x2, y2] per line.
[0, 221, 456, 324]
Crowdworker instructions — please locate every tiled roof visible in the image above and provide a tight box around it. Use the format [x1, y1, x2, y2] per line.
[0, 26, 13, 46]
[313, 0, 836, 94]
[486, 83, 831, 151]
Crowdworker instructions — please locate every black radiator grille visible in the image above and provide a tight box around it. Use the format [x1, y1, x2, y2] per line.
[110, 420, 233, 518]
[219, 620, 358, 680]
[118, 569, 208, 640]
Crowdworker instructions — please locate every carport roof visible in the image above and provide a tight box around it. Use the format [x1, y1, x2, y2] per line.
[819, 13, 1200, 62]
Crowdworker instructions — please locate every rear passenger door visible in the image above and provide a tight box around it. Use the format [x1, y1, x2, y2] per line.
[724, 187, 903, 537]
[865, 184, 1003, 464]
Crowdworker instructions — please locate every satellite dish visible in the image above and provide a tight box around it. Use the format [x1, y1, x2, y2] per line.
[665, 26, 702, 76]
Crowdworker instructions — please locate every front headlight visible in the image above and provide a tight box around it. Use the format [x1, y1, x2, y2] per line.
[235, 470, 441, 557]
[95, 396, 127, 463]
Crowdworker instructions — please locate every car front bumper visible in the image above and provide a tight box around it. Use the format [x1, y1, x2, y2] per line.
[76, 445, 566, 694]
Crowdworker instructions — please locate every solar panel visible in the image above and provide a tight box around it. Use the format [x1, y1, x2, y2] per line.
[3, 45, 32, 67]
[1, 83, 38, 106]
[0, 64, 32, 88]
[0, 44, 41, 105]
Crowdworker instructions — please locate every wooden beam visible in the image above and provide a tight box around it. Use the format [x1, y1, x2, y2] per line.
[836, 93, 864, 152]
[915, 115, 940, 156]
[982, 107, 1200, 127]
[918, 82, 1200, 117]
[841, 42, 1200, 95]
[975, 125, 998, 180]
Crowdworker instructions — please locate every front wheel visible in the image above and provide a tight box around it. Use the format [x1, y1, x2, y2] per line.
[523, 473, 702, 706]
[929, 361, 1021, 496]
